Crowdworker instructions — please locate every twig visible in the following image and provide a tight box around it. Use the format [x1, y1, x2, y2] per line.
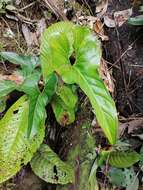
[43, 0, 68, 21]
[109, 38, 138, 70]
[1, 17, 24, 53]
[19, 2, 36, 11]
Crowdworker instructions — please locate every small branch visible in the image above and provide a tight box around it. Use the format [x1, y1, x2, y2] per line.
[43, 0, 68, 21]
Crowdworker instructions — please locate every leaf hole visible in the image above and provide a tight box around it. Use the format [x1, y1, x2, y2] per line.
[13, 109, 19, 114]
[69, 52, 76, 65]
[53, 165, 58, 175]
[53, 165, 59, 181]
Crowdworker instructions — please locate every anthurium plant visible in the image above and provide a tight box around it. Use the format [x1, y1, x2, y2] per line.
[0, 21, 124, 187]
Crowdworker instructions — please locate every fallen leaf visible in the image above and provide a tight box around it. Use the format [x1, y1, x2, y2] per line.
[96, 0, 108, 18]
[22, 24, 39, 48]
[119, 118, 143, 136]
[6, 5, 16, 11]
[15, 0, 21, 5]
[0, 73, 24, 85]
[96, 0, 108, 13]
[36, 18, 47, 38]
[99, 59, 114, 93]
[94, 20, 109, 41]
[104, 8, 132, 28]
[114, 8, 133, 27]
[104, 14, 116, 28]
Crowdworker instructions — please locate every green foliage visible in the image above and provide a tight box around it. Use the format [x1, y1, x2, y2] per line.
[108, 150, 140, 168]
[56, 85, 77, 110]
[41, 21, 118, 145]
[0, 0, 16, 14]
[31, 144, 74, 184]
[0, 96, 7, 113]
[0, 59, 57, 182]
[0, 95, 45, 183]
[51, 85, 77, 126]
[0, 52, 40, 77]
[20, 73, 57, 137]
[128, 15, 143, 25]
[0, 80, 16, 98]
[97, 141, 140, 169]
[0, 22, 119, 186]
[128, 6, 143, 25]
[108, 167, 139, 189]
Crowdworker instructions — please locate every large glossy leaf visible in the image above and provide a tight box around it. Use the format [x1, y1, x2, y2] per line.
[41, 22, 118, 144]
[0, 52, 40, 77]
[0, 95, 45, 183]
[108, 150, 140, 168]
[51, 85, 77, 126]
[31, 144, 74, 184]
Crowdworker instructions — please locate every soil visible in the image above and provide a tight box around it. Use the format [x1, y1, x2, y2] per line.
[1, 0, 143, 190]
[104, 0, 143, 117]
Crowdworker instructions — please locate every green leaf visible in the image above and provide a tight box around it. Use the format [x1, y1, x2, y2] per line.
[51, 84, 77, 126]
[140, 6, 143, 12]
[0, 80, 16, 98]
[31, 144, 74, 184]
[51, 95, 75, 126]
[6, 4, 16, 11]
[0, 52, 40, 77]
[88, 160, 99, 190]
[56, 85, 77, 109]
[40, 22, 118, 144]
[20, 73, 57, 137]
[0, 96, 7, 113]
[109, 150, 140, 168]
[128, 15, 143, 25]
[0, 95, 45, 183]
[108, 167, 139, 189]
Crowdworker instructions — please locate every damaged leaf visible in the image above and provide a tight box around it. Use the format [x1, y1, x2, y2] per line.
[51, 85, 77, 126]
[51, 95, 75, 126]
[0, 95, 45, 183]
[31, 144, 74, 184]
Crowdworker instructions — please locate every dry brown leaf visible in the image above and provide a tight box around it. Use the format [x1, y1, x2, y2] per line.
[22, 24, 39, 48]
[104, 8, 132, 28]
[36, 18, 46, 38]
[0, 73, 24, 85]
[104, 14, 115, 28]
[99, 59, 115, 93]
[96, 0, 108, 18]
[119, 118, 143, 136]
[94, 20, 109, 41]
[114, 8, 132, 27]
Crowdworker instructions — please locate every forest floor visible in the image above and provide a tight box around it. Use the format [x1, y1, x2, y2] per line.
[0, 0, 143, 190]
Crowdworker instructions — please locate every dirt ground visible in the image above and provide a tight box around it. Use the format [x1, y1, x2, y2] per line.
[0, 0, 143, 189]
